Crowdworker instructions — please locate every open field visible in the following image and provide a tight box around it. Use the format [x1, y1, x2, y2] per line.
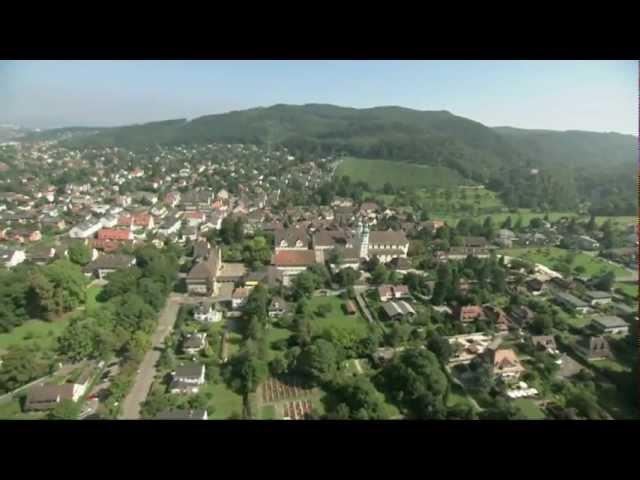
[307, 296, 370, 338]
[0, 318, 69, 353]
[597, 383, 638, 420]
[203, 381, 244, 420]
[336, 157, 473, 190]
[590, 358, 631, 374]
[615, 282, 637, 298]
[513, 398, 546, 420]
[498, 247, 630, 279]
[0, 285, 104, 354]
[0, 395, 47, 420]
[264, 326, 292, 361]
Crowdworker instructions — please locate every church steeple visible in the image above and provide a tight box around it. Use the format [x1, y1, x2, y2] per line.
[359, 215, 369, 259]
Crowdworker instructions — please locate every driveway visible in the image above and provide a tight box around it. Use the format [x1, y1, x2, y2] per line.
[118, 294, 185, 419]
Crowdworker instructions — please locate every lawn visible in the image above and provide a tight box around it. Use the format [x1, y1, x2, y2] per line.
[513, 398, 546, 420]
[0, 396, 46, 420]
[498, 247, 630, 279]
[0, 284, 104, 355]
[307, 296, 370, 338]
[590, 358, 631, 374]
[203, 381, 244, 420]
[259, 404, 277, 420]
[336, 157, 473, 190]
[564, 315, 592, 329]
[85, 285, 104, 314]
[615, 282, 637, 298]
[264, 326, 292, 361]
[0, 318, 70, 354]
[596, 383, 639, 420]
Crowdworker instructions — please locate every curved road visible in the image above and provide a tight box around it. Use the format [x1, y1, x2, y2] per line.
[118, 293, 184, 420]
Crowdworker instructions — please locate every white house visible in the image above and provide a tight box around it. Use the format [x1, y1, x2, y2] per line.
[0, 248, 26, 268]
[69, 219, 103, 239]
[170, 363, 206, 394]
[193, 303, 222, 323]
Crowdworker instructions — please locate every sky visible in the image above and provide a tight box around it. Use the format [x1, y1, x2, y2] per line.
[0, 60, 637, 134]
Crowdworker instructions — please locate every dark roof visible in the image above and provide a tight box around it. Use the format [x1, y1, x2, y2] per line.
[83, 254, 134, 271]
[174, 363, 204, 379]
[369, 230, 408, 245]
[156, 409, 207, 420]
[592, 315, 627, 329]
[273, 250, 316, 267]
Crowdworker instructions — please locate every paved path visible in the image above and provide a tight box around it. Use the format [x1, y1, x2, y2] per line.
[118, 294, 184, 419]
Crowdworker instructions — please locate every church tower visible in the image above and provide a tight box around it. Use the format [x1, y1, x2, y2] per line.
[359, 216, 370, 259]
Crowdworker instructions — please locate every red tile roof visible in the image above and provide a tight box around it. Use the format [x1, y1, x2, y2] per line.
[98, 228, 133, 241]
[273, 250, 316, 267]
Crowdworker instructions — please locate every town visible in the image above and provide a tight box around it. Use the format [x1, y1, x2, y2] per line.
[0, 138, 637, 421]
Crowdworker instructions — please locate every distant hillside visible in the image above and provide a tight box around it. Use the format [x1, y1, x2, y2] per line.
[493, 126, 636, 168]
[25, 103, 636, 214]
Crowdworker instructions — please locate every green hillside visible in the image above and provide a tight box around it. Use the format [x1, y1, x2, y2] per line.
[336, 157, 473, 189]
[25, 103, 635, 214]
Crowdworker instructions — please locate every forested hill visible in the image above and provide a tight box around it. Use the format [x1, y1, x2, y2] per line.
[24, 104, 637, 214]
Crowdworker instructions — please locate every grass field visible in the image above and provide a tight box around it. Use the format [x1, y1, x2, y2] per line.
[0, 285, 104, 355]
[0, 318, 70, 354]
[615, 282, 637, 298]
[0, 396, 46, 420]
[336, 157, 473, 190]
[308, 296, 370, 338]
[597, 383, 639, 420]
[498, 247, 630, 279]
[264, 326, 292, 361]
[513, 398, 546, 420]
[203, 381, 244, 420]
[590, 358, 631, 374]
[564, 315, 592, 329]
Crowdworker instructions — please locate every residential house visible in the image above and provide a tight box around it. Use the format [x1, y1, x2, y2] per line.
[495, 229, 516, 248]
[448, 333, 494, 366]
[231, 287, 249, 310]
[592, 316, 629, 336]
[156, 409, 208, 420]
[509, 305, 536, 328]
[377, 284, 410, 302]
[456, 305, 486, 324]
[27, 246, 56, 265]
[170, 363, 206, 394]
[185, 211, 206, 227]
[24, 382, 86, 411]
[345, 300, 358, 315]
[83, 254, 136, 280]
[97, 228, 134, 242]
[584, 290, 613, 307]
[118, 212, 154, 231]
[575, 336, 612, 360]
[274, 228, 309, 252]
[268, 296, 289, 318]
[186, 247, 221, 296]
[272, 250, 318, 286]
[157, 215, 182, 236]
[553, 291, 590, 314]
[483, 305, 511, 332]
[381, 300, 416, 321]
[193, 302, 222, 324]
[0, 248, 26, 268]
[182, 333, 207, 355]
[526, 278, 546, 296]
[367, 230, 410, 263]
[69, 218, 103, 239]
[488, 348, 525, 380]
[530, 335, 559, 355]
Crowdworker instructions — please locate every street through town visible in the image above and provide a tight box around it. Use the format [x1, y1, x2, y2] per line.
[118, 293, 184, 419]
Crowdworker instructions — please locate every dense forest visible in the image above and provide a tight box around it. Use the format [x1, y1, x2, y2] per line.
[24, 104, 637, 214]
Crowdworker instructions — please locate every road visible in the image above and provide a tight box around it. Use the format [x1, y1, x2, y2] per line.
[118, 293, 184, 419]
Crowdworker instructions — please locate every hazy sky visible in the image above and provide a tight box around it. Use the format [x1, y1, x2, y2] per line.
[0, 60, 637, 134]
